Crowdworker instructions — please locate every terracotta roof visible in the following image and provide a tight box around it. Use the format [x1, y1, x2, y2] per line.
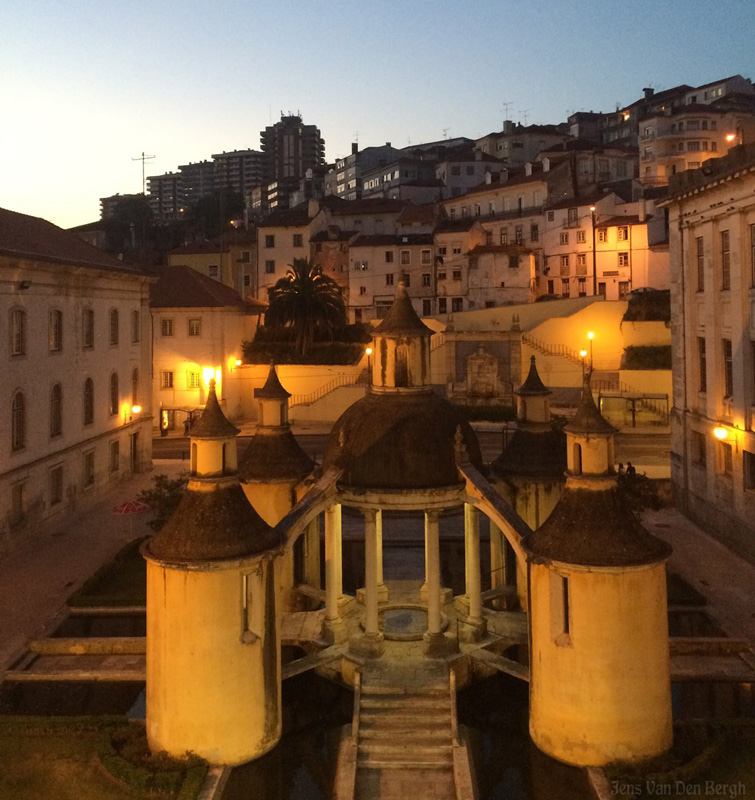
[258, 206, 311, 228]
[149, 265, 255, 309]
[255, 363, 290, 399]
[491, 427, 566, 480]
[598, 215, 648, 228]
[146, 480, 280, 561]
[190, 381, 241, 439]
[351, 234, 433, 247]
[517, 356, 550, 396]
[374, 282, 434, 337]
[451, 166, 548, 201]
[468, 243, 530, 256]
[435, 218, 481, 233]
[238, 429, 314, 481]
[169, 241, 223, 256]
[439, 150, 503, 164]
[310, 229, 356, 242]
[324, 197, 408, 216]
[545, 192, 614, 211]
[67, 220, 106, 232]
[0, 206, 141, 273]
[522, 484, 672, 567]
[397, 204, 437, 226]
[564, 374, 618, 436]
[322, 390, 483, 490]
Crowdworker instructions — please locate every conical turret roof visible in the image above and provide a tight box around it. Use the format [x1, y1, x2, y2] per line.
[255, 362, 291, 399]
[564, 373, 617, 435]
[190, 380, 240, 439]
[374, 282, 433, 337]
[516, 356, 551, 396]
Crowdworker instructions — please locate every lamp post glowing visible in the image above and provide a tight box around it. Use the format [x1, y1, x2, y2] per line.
[579, 349, 588, 378]
[365, 346, 373, 386]
[590, 206, 597, 296]
[587, 331, 594, 371]
[713, 426, 728, 440]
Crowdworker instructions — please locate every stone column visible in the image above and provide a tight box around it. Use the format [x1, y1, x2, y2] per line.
[375, 509, 388, 603]
[304, 516, 321, 590]
[354, 509, 384, 658]
[423, 511, 448, 657]
[322, 504, 346, 644]
[420, 513, 430, 601]
[490, 521, 504, 591]
[461, 503, 486, 642]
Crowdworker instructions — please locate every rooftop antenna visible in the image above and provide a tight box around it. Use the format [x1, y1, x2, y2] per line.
[520, 109, 530, 125]
[442, 127, 450, 140]
[132, 151, 155, 195]
[354, 130, 359, 144]
[501, 100, 513, 119]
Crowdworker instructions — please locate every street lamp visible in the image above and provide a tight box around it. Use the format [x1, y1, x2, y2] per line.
[579, 349, 588, 378]
[587, 331, 595, 371]
[713, 426, 728, 440]
[365, 346, 373, 386]
[590, 205, 597, 296]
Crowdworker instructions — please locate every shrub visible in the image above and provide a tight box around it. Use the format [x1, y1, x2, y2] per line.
[616, 471, 663, 515]
[137, 472, 190, 532]
[622, 289, 671, 322]
[624, 345, 672, 370]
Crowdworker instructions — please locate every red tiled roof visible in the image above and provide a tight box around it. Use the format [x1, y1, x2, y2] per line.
[351, 234, 433, 247]
[435, 218, 482, 233]
[0, 206, 140, 273]
[258, 206, 312, 228]
[598, 215, 651, 228]
[468, 243, 531, 255]
[149, 265, 266, 310]
[397, 203, 437, 225]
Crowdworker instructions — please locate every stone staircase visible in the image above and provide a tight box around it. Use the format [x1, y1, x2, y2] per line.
[353, 669, 457, 799]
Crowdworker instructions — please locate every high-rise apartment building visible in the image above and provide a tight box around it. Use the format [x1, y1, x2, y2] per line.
[146, 173, 183, 222]
[178, 160, 215, 205]
[212, 149, 267, 197]
[260, 114, 325, 182]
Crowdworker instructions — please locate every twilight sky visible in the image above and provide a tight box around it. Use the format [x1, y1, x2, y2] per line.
[1, 0, 753, 229]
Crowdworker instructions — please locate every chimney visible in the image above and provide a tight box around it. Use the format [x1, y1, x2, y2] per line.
[386, 142, 391, 148]
[502, 120, 514, 135]
[643, 87, 654, 100]
[638, 199, 646, 222]
[351, 142, 358, 155]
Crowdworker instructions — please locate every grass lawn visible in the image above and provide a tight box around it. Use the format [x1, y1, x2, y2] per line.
[68, 538, 147, 608]
[0, 722, 169, 800]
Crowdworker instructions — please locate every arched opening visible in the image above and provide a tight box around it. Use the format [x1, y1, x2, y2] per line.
[109, 373, 119, 416]
[573, 443, 582, 476]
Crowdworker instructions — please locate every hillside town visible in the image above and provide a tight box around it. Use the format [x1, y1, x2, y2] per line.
[1, 69, 755, 800]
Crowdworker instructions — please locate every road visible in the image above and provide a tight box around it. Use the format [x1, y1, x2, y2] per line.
[152, 430, 670, 469]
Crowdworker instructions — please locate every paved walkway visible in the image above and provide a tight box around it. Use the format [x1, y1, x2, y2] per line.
[643, 506, 755, 642]
[0, 461, 185, 670]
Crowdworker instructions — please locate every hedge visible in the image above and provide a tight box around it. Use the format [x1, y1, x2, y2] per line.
[624, 345, 672, 370]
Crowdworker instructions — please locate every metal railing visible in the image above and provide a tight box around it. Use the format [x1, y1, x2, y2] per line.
[290, 372, 369, 407]
[593, 377, 670, 423]
[521, 333, 585, 365]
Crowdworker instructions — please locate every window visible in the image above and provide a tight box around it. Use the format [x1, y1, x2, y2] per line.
[696, 237, 705, 291]
[243, 274, 251, 287]
[187, 371, 201, 389]
[577, 253, 587, 270]
[11, 391, 25, 451]
[109, 440, 120, 474]
[127, 309, 139, 345]
[691, 430, 706, 467]
[131, 368, 139, 406]
[466, 165, 474, 176]
[617, 226, 629, 241]
[188, 318, 201, 337]
[469, 257, 479, 270]
[508, 255, 519, 269]
[578, 278, 587, 296]
[597, 229, 607, 243]
[719, 441, 733, 477]
[452, 269, 462, 280]
[723, 339, 733, 398]
[560, 232, 569, 245]
[561, 278, 570, 297]
[208, 265, 219, 278]
[577, 230, 586, 243]
[618, 252, 629, 267]
[385, 273, 394, 286]
[400, 250, 410, 266]
[265, 234, 275, 247]
[359, 286, 367, 295]
[83, 450, 95, 488]
[422, 299, 432, 315]
[698, 337, 707, 392]
[384, 250, 395, 264]
[83, 308, 94, 349]
[265, 260, 275, 274]
[421, 250, 431, 264]
[451, 165, 461, 176]
[403, 274, 411, 288]
[10, 309, 26, 356]
[49, 465, 64, 506]
[50, 383, 63, 437]
[437, 271, 446, 281]
[422, 273, 431, 287]
[83, 378, 94, 425]
[560, 255, 570, 273]
[744, 451, 755, 490]
[687, 141, 700, 152]
[530, 224, 539, 242]
[515, 226, 523, 245]
[161, 371, 174, 389]
[451, 298, 463, 312]
[547, 211, 555, 222]
[721, 230, 730, 290]
[109, 309, 119, 346]
[161, 318, 173, 337]
[550, 572, 571, 644]
[437, 246, 447, 256]
[109, 373, 119, 416]
[619, 281, 630, 298]
[567, 207, 578, 226]
[438, 298, 447, 313]
[49, 309, 63, 352]
[241, 250, 251, 263]
[500, 232, 508, 245]
[293, 233, 303, 247]
[452, 246, 461, 254]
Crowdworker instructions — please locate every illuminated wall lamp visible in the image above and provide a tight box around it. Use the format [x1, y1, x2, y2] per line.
[713, 426, 728, 440]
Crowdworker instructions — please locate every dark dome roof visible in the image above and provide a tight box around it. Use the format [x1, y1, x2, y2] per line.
[374, 282, 434, 338]
[522, 485, 671, 567]
[255, 363, 291, 399]
[146, 481, 280, 562]
[491, 427, 566, 480]
[516, 356, 550, 396]
[564, 374, 617, 436]
[322, 390, 482, 490]
[190, 381, 240, 439]
[239, 429, 314, 481]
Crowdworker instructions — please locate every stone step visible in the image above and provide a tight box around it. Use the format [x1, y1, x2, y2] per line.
[358, 746, 453, 766]
[361, 683, 447, 696]
[360, 710, 451, 728]
[357, 759, 455, 771]
[360, 695, 451, 711]
[359, 727, 450, 742]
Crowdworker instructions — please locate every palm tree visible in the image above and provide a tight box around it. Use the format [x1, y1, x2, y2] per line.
[266, 258, 347, 357]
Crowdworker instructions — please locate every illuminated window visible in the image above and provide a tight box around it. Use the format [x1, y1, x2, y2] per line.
[187, 371, 201, 389]
[188, 319, 201, 337]
[161, 371, 174, 389]
[161, 319, 173, 337]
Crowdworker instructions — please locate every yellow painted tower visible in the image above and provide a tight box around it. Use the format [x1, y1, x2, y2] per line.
[143, 380, 283, 765]
[524, 374, 673, 766]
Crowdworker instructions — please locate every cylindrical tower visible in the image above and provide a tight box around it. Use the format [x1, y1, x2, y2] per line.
[523, 375, 673, 767]
[143, 381, 283, 765]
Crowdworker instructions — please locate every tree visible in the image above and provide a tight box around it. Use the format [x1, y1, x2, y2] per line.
[266, 258, 347, 357]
